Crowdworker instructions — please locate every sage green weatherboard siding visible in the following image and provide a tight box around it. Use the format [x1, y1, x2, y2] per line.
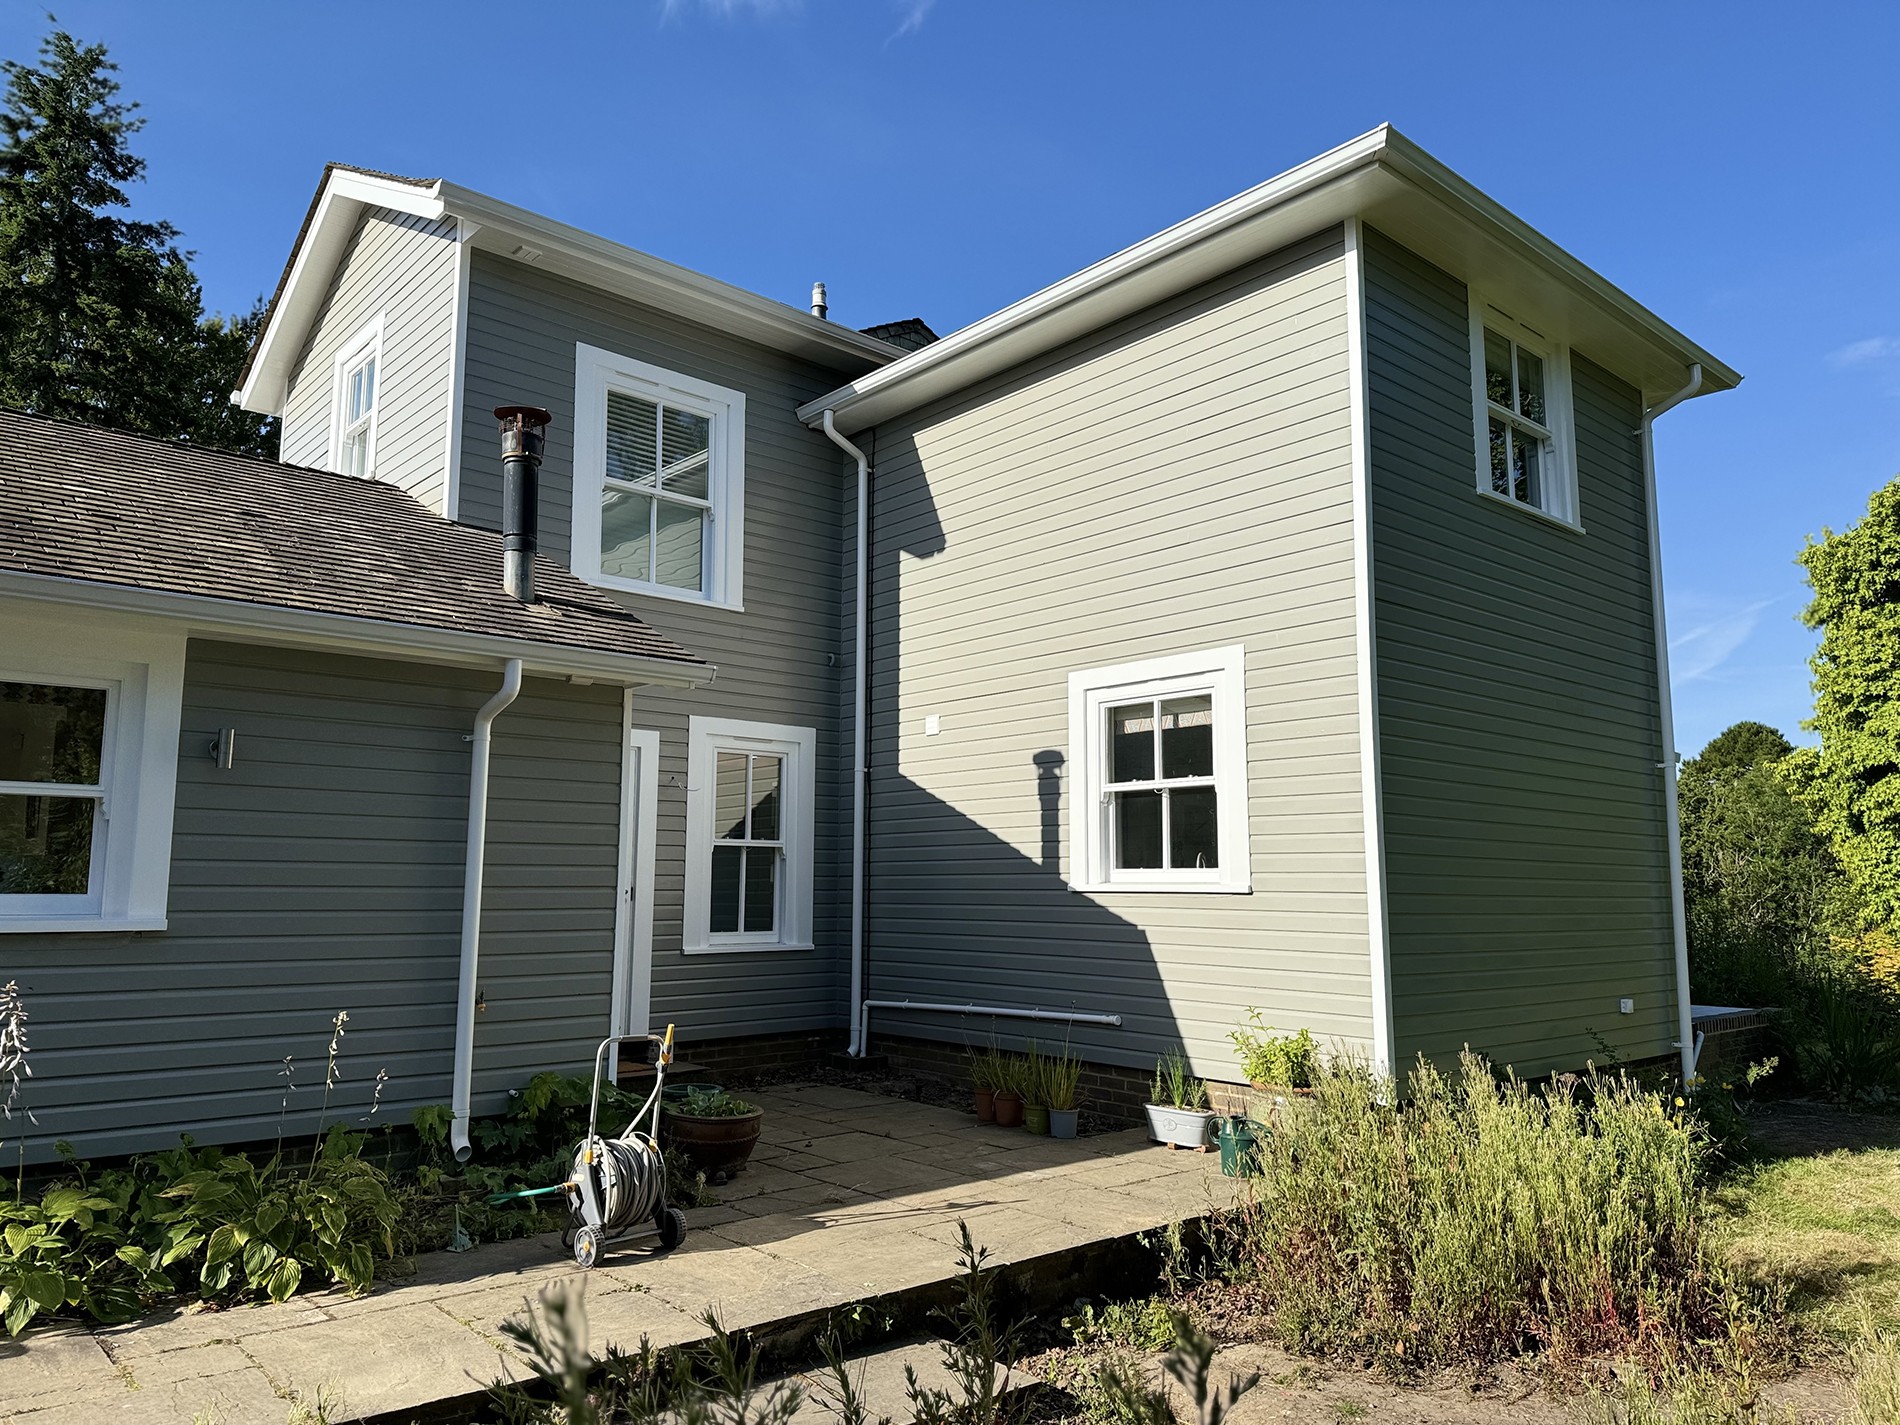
[0, 641, 622, 1164]
[851, 226, 1375, 1082]
[279, 206, 460, 510]
[456, 253, 877, 1042]
[1361, 227, 1675, 1077]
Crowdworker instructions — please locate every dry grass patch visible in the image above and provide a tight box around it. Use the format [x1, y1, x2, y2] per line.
[1713, 1115, 1900, 1342]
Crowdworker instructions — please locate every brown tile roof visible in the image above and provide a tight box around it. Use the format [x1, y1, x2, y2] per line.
[0, 410, 704, 670]
[858, 318, 940, 353]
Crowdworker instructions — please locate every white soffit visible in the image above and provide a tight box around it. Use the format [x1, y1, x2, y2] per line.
[799, 125, 1741, 433]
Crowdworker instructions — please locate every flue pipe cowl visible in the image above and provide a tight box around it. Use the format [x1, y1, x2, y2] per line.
[495, 405, 552, 604]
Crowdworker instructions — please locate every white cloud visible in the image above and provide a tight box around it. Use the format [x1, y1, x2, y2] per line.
[1828, 336, 1900, 368]
[659, 0, 802, 20]
[1670, 597, 1777, 683]
[889, 0, 936, 38]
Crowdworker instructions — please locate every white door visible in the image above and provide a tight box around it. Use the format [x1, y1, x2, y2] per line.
[610, 714, 660, 1060]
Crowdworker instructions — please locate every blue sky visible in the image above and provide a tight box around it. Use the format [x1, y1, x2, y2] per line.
[5, 1, 1896, 756]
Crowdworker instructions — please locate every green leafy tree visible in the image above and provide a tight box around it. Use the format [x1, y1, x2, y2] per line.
[0, 30, 276, 455]
[1679, 722, 1845, 1003]
[1787, 479, 1900, 931]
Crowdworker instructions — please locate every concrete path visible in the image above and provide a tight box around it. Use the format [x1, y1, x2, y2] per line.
[0, 1084, 1237, 1424]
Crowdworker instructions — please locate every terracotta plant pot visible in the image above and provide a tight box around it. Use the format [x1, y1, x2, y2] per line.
[973, 1087, 996, 1122]
[1023, 1104, 1050, 1135]
[1048, 1108, 1078, 1139]
[662, 1106, 764, 1180]
[993, 1090, 1024, 1128]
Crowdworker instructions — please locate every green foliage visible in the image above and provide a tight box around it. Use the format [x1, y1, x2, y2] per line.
[1042, 1046, 1082, 1112]
[0, 29, 277, 455]
[1063, 1310, 1256, 1425]
[969, 1045, 1006, 1094]
[663, 1087, 757, 1119]
[147, 1128, 397, 1304]
[0, 1178, 167, 1334]
[1222, 1052, 1779, 1373]
[903, 1221, 1022, 1425]
[1227, 1009, 1319, 1088]
[1067, 1296, 1179, 1353]
[1848, 1319, 1900, 1425]
[1151, 1050, 1208, 1111]
[1679, 731, 1850, 1000]
[1695, 723, 1795, 778]
[1788, 480, 1900, 933]
[1785, 980, 1899, 1102]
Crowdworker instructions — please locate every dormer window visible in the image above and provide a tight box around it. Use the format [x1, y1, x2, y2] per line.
[330, 317, 383, 478]
[572, 344, 747, 611]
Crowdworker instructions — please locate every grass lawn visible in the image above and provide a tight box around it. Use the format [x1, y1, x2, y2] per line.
[1713, 1101, 1900, 1344]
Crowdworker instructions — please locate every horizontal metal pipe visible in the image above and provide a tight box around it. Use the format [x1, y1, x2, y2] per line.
[857, 999, 1123, 1049]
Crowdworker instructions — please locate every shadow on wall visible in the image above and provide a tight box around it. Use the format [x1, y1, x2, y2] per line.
[855, 427, 1189, 1078]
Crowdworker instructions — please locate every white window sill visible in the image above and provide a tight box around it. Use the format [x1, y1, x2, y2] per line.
[682, 940, 815, 956]
[585, 573, 743, 615]
[1068, 883, 1252, 896]
[1474, 487, 1585, 535]
[0, 916, 167, 935]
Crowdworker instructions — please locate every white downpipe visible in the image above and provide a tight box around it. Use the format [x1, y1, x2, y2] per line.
[450, 657, 524, 1161]
[819, 410, 871, 1057]
[859, 999, 1123, 1048]
[1639, 365, 1703, 1085]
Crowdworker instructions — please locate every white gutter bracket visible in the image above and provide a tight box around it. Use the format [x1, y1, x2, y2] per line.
[818, 411, 872, 1057]
[1638, 365, 1703, 1085]
[450, 658, 525, 1160]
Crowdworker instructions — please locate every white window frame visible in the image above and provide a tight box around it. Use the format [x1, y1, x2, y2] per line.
[682, 716, 814, 952]
[572, 344, 747, 612]
[1467, 297, 1581, 531]
[0, 608, 185, 933]
[1067, 645, 1250, 895]
[328, 315, 384, 479]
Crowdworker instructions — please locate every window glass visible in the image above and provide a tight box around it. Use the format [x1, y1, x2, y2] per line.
[1170, 787, 1220, 870]
[1488, 417, 1510, 497]
[600, 492, 654, 582]
[1484, 329, 1513, 407]
[1159, 695, 1214, 779]
[709, 845, 742, 933]
[749, 755, 781, 841]
[606, 392, 659, 485]
[0, 683, 106, 784]
[742, 849, 777, 933]
[661, 408, 711, 498]
[1115, 790, 1163, 870]
[653, 500, 705, 592]
[0, 795, 96, 896]
[715, 752, 747, 840]
[1109, 703, 1155, 783]
[1516, 347, 1546, 425]
[0, 681, 108, 899]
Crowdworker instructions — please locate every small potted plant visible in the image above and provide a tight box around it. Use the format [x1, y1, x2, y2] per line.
[1022, 1042, 1050, 1135]
[992, 1053, 1026, 1128]
[660, 1085, 764, 1183]
[1144, 1049, 1215, 1151]
[1229, 1009, 1318, 1112]
[1045, 1046, 1082, 1139]
[970, 1046, 1002, 1122]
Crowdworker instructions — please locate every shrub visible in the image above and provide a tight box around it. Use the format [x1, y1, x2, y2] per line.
[1043, 1047, 1082, 1112]
[1227, 1009, 1318, 1088]
[1223, 1052, 1777, 1373]
[1151, 1050, 1208, 1110]
[663, 1088, 756, 1119]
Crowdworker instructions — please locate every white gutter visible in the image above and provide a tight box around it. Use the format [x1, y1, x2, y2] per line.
[1639, 364, 1703, 1085]
[450, 657, 524, 1161]
[859, 1000, 1123, 1049]
[817, 411, 872, 1057]
[0, 570, 712, 690]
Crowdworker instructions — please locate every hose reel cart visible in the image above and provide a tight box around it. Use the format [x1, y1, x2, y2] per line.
[492, 1028, 688, 1269]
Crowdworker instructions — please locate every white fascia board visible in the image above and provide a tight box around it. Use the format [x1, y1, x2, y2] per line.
[800, 124, 1740, 433]
[235, 171, 449, 416]
[0, 571, 715, 690]
[439, 182, 902, 371]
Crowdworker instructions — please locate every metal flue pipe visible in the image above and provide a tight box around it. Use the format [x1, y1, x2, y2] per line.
[496, 405, 551, 605]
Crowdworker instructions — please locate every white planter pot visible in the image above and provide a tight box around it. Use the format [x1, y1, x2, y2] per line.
[1144, 1103, 1215, 1150]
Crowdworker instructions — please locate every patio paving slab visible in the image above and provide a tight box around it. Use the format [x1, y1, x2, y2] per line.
[2, 1084, 1221, 1423]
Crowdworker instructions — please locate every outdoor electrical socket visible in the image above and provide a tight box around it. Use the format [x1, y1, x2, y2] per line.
[1618, 997, 1635, 1015]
